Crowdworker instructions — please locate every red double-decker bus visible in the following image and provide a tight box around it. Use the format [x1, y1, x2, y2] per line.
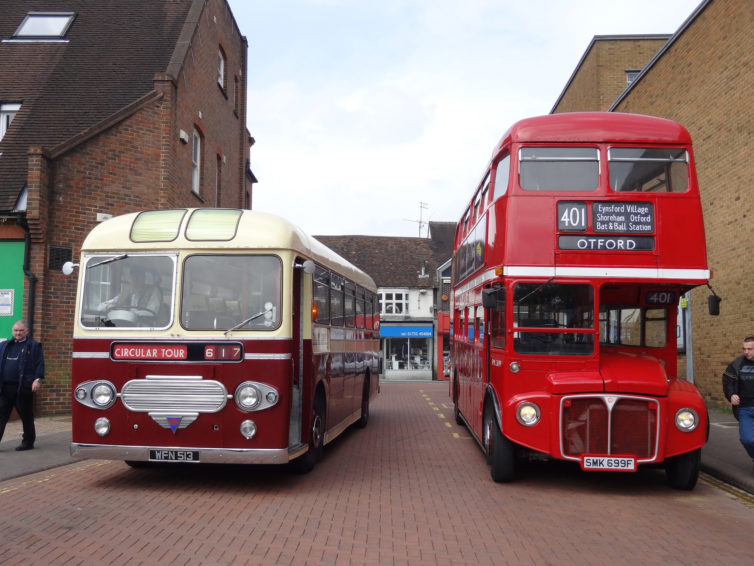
[450, 112, 713, 489]
[68, 209, 379, 472]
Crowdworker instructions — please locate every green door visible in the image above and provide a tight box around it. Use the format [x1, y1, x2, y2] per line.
[0, 241, 25, 339]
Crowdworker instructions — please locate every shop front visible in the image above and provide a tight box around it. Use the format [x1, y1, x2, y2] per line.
[381, 324, 434, 380]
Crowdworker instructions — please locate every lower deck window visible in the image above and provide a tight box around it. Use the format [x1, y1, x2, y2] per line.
[513, 282, 594, 355]
[600, 307, 667, 347]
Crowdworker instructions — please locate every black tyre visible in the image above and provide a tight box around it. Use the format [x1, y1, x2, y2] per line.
[484, 404, 515, 482]
[453, 376, 463, 425]
[355, 375, 370, 429]
[292, 394, 325, 474]
[665, 449, 700, 490]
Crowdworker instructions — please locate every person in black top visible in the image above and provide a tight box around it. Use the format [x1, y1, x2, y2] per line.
[722, 336, 754, 469]
[0, 320, 45, 450]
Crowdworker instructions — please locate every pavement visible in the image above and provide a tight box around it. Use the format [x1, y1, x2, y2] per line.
[1, 407, 752, 494]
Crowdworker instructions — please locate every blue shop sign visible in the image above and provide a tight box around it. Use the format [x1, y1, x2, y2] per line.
[380, 325, 433, 338]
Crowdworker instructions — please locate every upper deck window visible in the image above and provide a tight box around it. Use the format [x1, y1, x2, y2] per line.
[608, 147, 688, 193]
[493, 155, 510, 197]
[13, 12, 75, 39]
[519, 147, 599, 191]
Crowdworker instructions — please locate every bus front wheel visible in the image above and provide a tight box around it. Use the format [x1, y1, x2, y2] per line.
[484, 404, 515, 483]
[665, 449, 700, 490]
[292, 395, 325, 474]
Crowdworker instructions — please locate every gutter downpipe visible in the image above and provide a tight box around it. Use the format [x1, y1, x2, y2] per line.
[18, 214, 38, 339]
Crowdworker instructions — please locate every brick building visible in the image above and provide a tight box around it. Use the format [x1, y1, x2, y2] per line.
[552, 0, 753, 406]
[552, 35, 670, 113]
[317, 221, 456, 380]
[0, 0, 253, 414]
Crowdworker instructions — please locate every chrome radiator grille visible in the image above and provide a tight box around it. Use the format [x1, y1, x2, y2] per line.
[560, 395, 659, 462]
[121, 376, 228, 413]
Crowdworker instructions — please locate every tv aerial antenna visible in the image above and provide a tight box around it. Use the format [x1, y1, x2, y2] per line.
[403, 202, 429, 237]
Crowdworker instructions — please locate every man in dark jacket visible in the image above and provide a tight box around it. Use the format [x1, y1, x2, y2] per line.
[0, 320, 45, 450]
[722, 335, 754, 470]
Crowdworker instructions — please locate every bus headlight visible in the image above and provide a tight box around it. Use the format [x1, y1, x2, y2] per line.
[675, 408, 698, 432]
[92, 383, 116, 408]
[516, 402, 541, 426]
[240, 420, 257, 440]
[234, 382, 280, 412]
[94, 417, 111, 437]
[74, 381, 118, 409]
[235, 384, 261, 410]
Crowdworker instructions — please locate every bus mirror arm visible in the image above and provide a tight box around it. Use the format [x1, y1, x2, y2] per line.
[295, 260, 316, 274]
[707, 282, 721, 316]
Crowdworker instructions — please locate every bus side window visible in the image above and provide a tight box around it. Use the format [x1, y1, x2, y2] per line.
[476, 306, 484, 344]
[356, 288, 365, 329]
[331, 274, 344, 326]
[313, 266, 330, 324]
[344, 282, 355, 327]
[493, 154, 510, 197]
[489, 288, 506, 349]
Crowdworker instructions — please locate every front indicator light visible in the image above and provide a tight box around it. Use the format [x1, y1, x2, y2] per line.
[675, 408, 698, 432]
[516, 402, 541, 426]
[94, 417, 111, 437]
[240, 420, 257, 440]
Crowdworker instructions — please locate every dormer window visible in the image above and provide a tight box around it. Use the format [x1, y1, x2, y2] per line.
[0, 103, 21, 141]
[13, 12, 75, 39]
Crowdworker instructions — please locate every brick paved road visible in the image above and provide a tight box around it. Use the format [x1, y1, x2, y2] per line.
[1, 382, 752, 565]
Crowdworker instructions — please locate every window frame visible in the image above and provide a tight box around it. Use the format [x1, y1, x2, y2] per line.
[217, 48, 227, 91]
[191, 129, 202, 196]
[0, 103, 21, 141]
[13, 12, 75, 39]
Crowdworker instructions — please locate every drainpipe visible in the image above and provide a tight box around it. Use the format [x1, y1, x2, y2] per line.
[18, 215, 37, 339]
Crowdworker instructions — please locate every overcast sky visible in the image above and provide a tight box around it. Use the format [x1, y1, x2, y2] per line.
[226, 0, 701, 237]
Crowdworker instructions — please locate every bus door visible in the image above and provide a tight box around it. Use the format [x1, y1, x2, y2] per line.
[483, 285, 506, 392]
[289, 258, 313, 447]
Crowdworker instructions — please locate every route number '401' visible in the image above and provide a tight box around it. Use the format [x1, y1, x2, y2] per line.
[557, 202, 587, 232]
[645, 290, 677, 305]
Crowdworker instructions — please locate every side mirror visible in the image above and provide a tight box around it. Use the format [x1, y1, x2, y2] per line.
[295, 259, 316, 274]
[482, 287, 499, 309]
[62, 261, 79, 276]
[708, 294, 721, 316]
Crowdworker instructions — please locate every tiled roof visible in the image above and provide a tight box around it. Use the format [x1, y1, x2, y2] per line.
[0, 0, 196, 211]
[316, 228, 456, 289]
